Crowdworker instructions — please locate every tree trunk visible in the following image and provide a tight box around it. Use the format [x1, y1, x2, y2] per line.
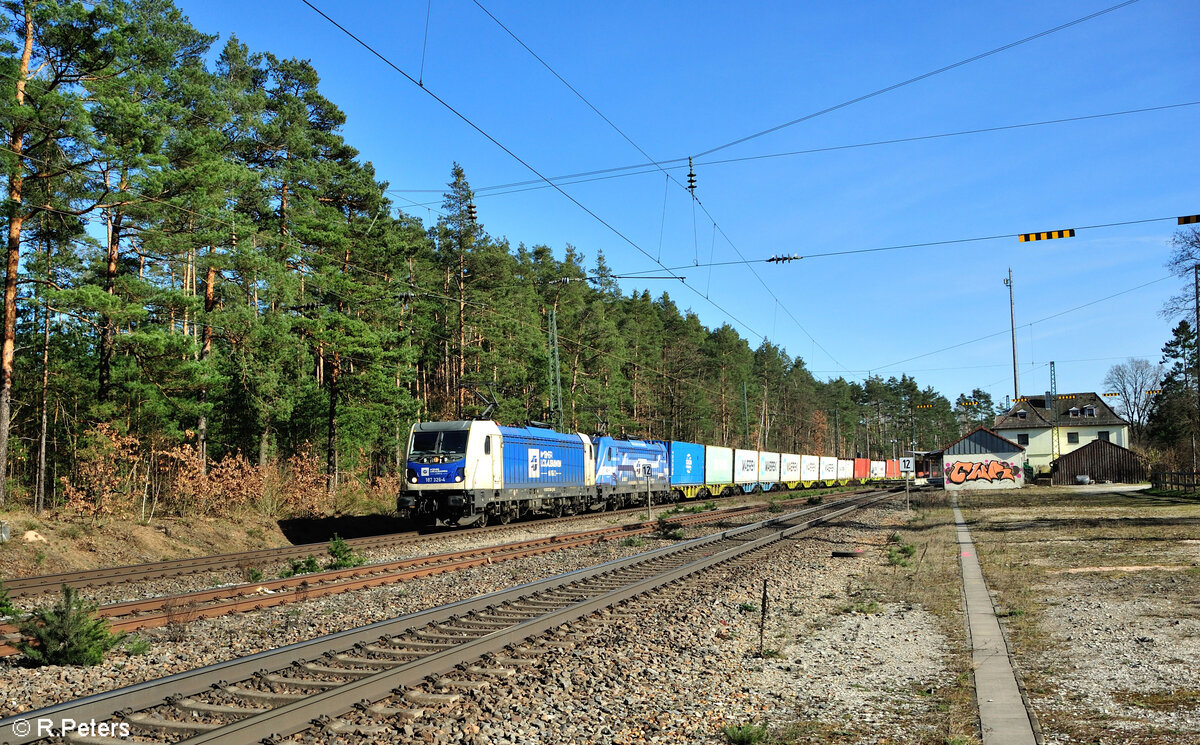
[35, 255, 50, 514]
[197, 255, 216, 474]
[98, 204, 125, 403]
[0, 2, 33, 507]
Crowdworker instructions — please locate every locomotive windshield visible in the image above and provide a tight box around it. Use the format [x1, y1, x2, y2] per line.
[409, 429, 469, 457]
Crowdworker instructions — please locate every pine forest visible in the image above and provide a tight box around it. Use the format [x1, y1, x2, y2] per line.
[0, 0, 969, 519]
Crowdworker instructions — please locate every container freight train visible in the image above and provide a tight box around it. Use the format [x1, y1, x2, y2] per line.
[399, 420, 899, 527]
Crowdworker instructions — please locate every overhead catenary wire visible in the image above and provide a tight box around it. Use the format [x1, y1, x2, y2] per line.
[691, 0, 1141, 158]
[868, 275, 1173, 373]
[387, 101, 1200, 199]
[464, 0, 846, 371]
[614, 214, 1187, 275]
[298, 0, 767, 344]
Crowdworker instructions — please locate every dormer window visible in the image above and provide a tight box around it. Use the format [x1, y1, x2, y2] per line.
[1083, 406, 1096, 417]
[1068, 407, 1080, 418]
[1016, 410, 1027, 419]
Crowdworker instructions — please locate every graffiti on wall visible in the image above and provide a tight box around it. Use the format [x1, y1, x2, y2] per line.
[944, 460, 1021, 485]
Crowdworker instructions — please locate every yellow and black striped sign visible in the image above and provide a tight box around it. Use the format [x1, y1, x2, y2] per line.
[1179, 215, 1200, 225]
[1102, 392, 1119, 397]
[915, 404, 933, 409]
[1019, 229, 1075, 242]
[1145, 389, 1162, 395]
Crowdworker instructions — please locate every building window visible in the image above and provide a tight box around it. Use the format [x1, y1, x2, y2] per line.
[1016, 410, 1027, 419]
[1084, 406, 1096, 417]
[1017, 434, 1029, 446]
[1098, 431, 1109, 442]
[1067, 432, 1079, 444]
[1068, 407, 1080, 418]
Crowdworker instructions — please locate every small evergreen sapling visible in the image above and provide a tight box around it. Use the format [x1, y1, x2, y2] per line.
[0, 580, 18, 619]
[16, 585, 125, 666]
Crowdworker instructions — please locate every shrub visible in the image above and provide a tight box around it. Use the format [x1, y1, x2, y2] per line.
[806, 495, 823, 505]
[16, 585, 125, 666]
[0, 580, 18, 619]
[620, 537, 645, 548]
[737, 601, 758, 613]
[767, 500, 784, 513]
[325, 534, 364, 570]
[722, 723, 767, 745]
[280, 555, 321, 578]
[703, 500, 718, 511]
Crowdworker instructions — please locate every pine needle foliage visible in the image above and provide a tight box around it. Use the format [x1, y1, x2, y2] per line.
[16, 585, 125, 666]
[0, 580, 18, 619]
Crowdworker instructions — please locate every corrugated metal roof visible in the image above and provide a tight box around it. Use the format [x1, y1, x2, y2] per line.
[943, 427, 1025, 456]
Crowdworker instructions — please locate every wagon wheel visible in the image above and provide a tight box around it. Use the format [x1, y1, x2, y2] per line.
[498, 505, 514, 525]
[474, 510, 489, 528]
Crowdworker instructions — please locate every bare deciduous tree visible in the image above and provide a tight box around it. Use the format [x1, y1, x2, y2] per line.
[1160, 227, 1200, 321]
[1103, 358, 1163, 440]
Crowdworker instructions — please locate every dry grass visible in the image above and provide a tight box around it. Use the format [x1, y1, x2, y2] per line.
[847, 491, 980, 745]
[957, 485, 1200, 744]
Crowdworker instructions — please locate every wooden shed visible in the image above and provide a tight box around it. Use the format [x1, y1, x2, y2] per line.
[1050, 438, 1147, 485]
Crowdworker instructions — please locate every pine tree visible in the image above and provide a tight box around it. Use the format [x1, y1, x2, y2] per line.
[17, 585, 124, 666]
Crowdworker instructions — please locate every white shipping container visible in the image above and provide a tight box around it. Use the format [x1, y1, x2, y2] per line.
[705, 446, 733, 485]
[870, 460, 886, 478]
[781, 453, 803, 481]
[758, 452, 780, 482]
[801, 454, 820, 481]
[819, 456, 837, 481]
[837, 459, 854, 481]
[734, 449, 759, 484]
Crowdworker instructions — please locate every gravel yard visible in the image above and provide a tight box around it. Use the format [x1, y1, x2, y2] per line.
[960, 486, 1200, 745]
[0, 509, 768, 717]
[287, 499, 959, 745]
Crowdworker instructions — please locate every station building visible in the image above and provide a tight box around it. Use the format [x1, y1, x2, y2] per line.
[992, 392, 1130, 474]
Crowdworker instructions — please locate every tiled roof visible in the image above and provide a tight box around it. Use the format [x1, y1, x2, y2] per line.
[993, 391, 1127, 429]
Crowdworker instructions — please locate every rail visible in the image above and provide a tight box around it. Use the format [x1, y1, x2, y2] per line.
[0, 489, 896, 745]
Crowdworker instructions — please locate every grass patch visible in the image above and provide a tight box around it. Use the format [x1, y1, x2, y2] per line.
[620, 536, 645, 548]
[841, 600, 881, 615]
[721, 723, 766, 745]
[1114, 688, 1200, 711]
[737, 601, 758, 613]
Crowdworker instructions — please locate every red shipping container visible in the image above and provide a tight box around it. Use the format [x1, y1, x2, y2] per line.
[853, 458, 870, 480]
[886, 459, 900, 478]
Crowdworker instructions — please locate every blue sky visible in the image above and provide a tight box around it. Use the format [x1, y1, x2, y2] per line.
[176, 0, 1200, 408]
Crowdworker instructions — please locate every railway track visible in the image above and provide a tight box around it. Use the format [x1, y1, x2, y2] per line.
[0, 488, 895, 745]
[0, 503, 766, 653]
[2, 485, 865, 600]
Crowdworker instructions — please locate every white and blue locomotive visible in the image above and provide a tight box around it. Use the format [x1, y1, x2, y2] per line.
[400, 420, 668, 527]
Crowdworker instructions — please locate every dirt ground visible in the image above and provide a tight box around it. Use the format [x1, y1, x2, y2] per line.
[958, 485, 1200, 745]
[0, 509, 293, 581]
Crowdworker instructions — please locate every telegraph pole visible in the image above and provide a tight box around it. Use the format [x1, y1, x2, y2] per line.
[1005, 268, 1019, 401]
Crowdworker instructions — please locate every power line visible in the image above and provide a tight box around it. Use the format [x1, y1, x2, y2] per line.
[615, 214, 1183, 275]
[298, 0, 767, 343]
[692, 0, 1141, 158]
[871, 275, 1172, 372]
[465, 0, 846, 371]
[387, 101, 1200, 199]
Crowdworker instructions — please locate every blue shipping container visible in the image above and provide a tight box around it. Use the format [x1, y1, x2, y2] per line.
[498, 426, 587, 490]
[669, 441, 706, 487]
[593, 437, 668, 488]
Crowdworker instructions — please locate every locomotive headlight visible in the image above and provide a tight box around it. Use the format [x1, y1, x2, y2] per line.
[454, 467, 465, 483]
